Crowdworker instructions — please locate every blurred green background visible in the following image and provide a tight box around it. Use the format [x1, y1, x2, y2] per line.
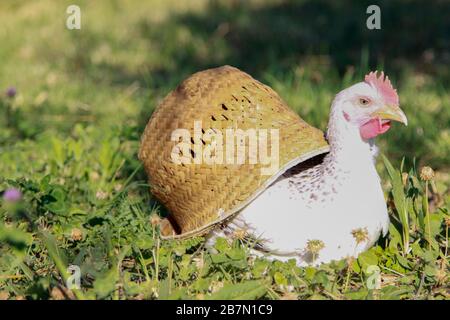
[0, 0, 448, 300]
[0, 0, 448, 179]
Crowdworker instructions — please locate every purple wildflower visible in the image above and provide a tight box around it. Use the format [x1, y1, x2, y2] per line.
[5, 87, 17, 98]
[3, 188, 22, 202]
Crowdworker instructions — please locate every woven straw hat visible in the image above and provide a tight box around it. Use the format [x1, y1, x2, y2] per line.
[139, 66, 329, 239]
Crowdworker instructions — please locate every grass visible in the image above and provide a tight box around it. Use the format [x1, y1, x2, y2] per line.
[0, 0, 449, 300]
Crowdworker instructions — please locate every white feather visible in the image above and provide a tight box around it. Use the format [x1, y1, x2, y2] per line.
[207, 82, 391, 266]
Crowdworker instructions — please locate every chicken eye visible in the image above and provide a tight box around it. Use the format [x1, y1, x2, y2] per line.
[359, 98, 371, 106]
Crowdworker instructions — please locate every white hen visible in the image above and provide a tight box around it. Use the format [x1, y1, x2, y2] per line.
[207, 71, 407, 266]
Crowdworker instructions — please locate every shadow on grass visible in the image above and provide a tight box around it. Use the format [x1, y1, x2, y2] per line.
[76, 0, 448, 96]
[60, 0, 449, 170]
[136, 0, 449, 81]
[60, 0, 448, 130]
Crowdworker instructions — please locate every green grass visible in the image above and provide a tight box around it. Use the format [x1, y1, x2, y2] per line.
[0, 0, 448, 300]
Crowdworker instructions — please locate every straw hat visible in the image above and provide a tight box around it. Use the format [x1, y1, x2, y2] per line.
[139, 66, 329, 239]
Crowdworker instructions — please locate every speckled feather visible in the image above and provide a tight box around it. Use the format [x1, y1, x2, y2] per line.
[207, 81, 392, 266]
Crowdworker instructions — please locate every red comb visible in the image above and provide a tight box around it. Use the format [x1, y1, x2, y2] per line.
[364, 71, 399, 106]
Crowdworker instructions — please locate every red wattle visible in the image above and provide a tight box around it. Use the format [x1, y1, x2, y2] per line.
[359, 118, 391, 140]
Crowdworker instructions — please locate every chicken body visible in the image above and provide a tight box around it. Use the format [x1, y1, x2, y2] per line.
[228, 110, 389, 265]
[207, 78, 406, 266]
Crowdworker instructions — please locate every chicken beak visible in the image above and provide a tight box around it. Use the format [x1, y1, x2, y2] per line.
[370, 104, 408, 126]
